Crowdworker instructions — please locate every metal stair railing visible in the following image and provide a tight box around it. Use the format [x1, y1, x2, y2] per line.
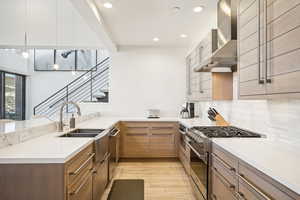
[33, 57, 110, 118]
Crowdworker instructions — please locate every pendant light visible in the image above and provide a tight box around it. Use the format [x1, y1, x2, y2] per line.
[53, 0, 60, 70]
[22, 0, 29, 59]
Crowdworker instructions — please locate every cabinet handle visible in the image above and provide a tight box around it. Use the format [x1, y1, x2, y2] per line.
[126, 133, 147, 136]
[69, 175, 90, 195]
[212, 194, 217, 200]
[237, 192, 246, 200]
[264, 0, 271, 84]
[213, 167, 236, 192]
[151, 127, 173, 130]
[213, 154, 236, 172]
[110, 128, 120, 137]
[238, 173, 272, 200]
[257, 0, 264, 84]
[69, 153, 95, 175]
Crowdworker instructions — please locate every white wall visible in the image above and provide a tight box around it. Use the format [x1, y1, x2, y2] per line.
[0, 49, 29, 75]
[0, 0, 103, 48]
[81, 46, 187, 117]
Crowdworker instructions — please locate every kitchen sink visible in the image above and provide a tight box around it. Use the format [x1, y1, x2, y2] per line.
[59, 128, 105, 138]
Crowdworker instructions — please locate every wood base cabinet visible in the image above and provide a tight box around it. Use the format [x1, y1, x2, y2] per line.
[0, 144, 100, 200]
[211, 143, 300, 200]
[120, 122, 179, 158]
[93, 155, 109, 200]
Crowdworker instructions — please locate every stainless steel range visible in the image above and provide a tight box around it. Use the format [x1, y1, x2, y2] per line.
[186, 126, 261, 200]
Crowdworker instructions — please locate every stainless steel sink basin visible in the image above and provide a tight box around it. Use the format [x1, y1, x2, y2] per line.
[59, 128, 105, 138]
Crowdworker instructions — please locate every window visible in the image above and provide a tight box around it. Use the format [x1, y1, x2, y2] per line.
[34, 49, 99, 71]
[0, 71, 26, 120]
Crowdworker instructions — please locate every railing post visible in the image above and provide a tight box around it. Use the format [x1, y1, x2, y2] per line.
[66, 86, 69, 113]
[90, 70, 93, 101]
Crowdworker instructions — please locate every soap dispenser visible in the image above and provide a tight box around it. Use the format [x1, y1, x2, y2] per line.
[69, 114, 76, 129]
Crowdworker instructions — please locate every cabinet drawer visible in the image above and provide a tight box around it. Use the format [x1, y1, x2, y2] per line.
[150, 127, 175, 134]
[149, 144, 176, 157]
[123, 122, 149, 128]
[66, 145, 94, 187]
[212, 144, 238, 173]
[125, 127, 148, 134]
[179, 147, 190, 175]
[149, 133, 175, 144]
[68, 173, 93, 200]
[211, 168, 238, 200]
[211, 154, 238, 192]
[238, 163, 295, 200]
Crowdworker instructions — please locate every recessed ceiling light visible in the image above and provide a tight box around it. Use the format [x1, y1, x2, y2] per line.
[193, 6, 204, 13]
[153, 37, 159, 42]
[22, 51, 29, 59]
[53, 64, 60, 70]
[180, 34, 187, 38]
[103, 2, 113, 8]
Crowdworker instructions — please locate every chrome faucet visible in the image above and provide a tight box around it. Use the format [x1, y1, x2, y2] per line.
[58, 101, 82, 132]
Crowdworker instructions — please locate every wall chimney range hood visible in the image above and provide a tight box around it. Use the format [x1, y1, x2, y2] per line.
[194, 0, 237, 72]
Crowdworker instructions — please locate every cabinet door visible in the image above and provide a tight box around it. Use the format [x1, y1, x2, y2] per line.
[149, 123, 178, 157]
[68, 174, 93, 200]
[238, 0, 267, 98]
[121, 122, 149, 157]
[211, 168, 237, 200]
[92, 157, 108, 200]
[265, 1, 300, 97]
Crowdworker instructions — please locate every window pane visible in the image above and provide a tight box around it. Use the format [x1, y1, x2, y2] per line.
[4, 73, 24, 120]
[55, 50, 76, 70]
[34, 49, 55, 70]
[76, 50, 97, 70]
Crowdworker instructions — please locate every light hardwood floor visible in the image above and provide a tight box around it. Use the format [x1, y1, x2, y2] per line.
[101, 159, 197, 200]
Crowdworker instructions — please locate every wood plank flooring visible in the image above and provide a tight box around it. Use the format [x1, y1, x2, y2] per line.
[101, 159, 197, 200]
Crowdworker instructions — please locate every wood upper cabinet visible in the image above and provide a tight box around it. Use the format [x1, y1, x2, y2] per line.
[187, 30, 219, 102]
[211, 143, 300, 200]
[238, 0, 300, 99]
[186, 29, 233, 101]
[120, 122, 179, 158]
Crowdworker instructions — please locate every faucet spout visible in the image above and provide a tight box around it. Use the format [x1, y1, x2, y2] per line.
[58, 101, 82, 132]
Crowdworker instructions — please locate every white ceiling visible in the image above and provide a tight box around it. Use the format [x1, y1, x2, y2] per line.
[95, 0, 218, 48]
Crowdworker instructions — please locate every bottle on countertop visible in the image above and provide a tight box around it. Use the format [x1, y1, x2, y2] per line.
[69, 114, 76, 129]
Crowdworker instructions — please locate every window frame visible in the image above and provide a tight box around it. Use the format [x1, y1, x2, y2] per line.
[0, 71, 26, 120]
[34, 49, 98, 72]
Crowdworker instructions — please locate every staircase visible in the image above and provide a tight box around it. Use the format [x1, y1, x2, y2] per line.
[33, 57, 110, 119]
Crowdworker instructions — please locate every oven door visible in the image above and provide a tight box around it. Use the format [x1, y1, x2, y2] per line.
[188, 143, 208, 200]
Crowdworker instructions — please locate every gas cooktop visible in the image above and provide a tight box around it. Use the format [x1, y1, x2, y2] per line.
[190, 126, 261, 138]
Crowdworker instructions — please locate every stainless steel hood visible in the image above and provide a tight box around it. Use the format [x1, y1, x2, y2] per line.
[194, 0, 237, 72]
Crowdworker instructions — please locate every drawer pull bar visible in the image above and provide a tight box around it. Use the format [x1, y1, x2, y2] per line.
[213, 153, 236, 172]
[151, 127, 173, 130]
[238, 174, 272, 200]
[126, 133, 147, 136]
[213, 167, 236, 192]
[69, 153, 95, 175]
[69, 175, 90, 195]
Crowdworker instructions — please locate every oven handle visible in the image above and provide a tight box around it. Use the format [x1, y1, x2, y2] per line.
[186, 141, 207, 162]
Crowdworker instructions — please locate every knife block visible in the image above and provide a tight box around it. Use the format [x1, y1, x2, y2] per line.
[215, 114, 230, 126]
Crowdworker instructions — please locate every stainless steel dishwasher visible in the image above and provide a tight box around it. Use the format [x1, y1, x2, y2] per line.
[108, 127, 120, 181]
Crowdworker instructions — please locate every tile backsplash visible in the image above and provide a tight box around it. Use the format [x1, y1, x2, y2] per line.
[196, 99, 300, 142]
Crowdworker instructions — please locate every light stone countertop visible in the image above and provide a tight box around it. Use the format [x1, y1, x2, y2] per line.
[0, 116, 299, 196]
[0, 116, 201, 164]
[213, 138, 300, 196]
